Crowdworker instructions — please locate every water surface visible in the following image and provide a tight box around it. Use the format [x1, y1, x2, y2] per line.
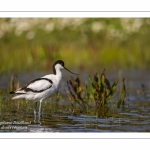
[0, 70, 150, 132]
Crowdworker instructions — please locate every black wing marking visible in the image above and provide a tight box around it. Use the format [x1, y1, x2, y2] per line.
[10, 78, 53, 94]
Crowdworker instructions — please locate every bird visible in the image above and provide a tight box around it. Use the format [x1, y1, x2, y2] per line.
[10, 60, 79, 122]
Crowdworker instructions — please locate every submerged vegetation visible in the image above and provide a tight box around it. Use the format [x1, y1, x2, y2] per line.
[0, 18, 150, 74]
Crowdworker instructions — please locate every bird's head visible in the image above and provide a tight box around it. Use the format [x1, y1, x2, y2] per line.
[53, 60, 79, 75]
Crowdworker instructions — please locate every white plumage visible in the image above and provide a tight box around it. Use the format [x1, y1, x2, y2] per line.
[12, 75, 59, 101]
[10, 60, 78, 122]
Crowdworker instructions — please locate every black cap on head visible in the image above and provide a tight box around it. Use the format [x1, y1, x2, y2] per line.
[53, 60, 79, 75]
[53, 60, 64, 67]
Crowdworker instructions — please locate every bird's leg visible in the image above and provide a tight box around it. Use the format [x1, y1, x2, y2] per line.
[38, 100, 43, 120]
[34, 102, 37, 122]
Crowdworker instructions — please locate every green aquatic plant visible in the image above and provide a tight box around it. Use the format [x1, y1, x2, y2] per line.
[66, 69, 118, 115]
[86, 69, 117, 108]
[116, 78, 126, 108]
[66, 77, 88, 111]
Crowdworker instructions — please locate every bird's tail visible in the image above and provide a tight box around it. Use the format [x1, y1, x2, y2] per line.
[10, 91, 15, 94]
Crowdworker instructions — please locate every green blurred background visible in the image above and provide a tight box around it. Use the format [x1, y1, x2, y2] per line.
[0, 18, 150, 74]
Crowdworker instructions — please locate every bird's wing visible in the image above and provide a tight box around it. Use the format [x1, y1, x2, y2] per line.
[14, 78, 53, 94]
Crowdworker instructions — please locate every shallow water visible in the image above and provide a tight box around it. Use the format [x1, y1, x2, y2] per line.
[0, 70, 150, 132]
